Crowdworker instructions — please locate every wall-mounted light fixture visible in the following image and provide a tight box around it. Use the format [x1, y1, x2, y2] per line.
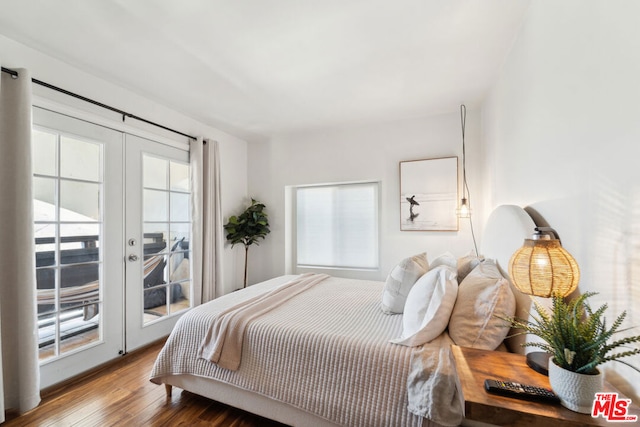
[509, 227, 580, 298]
[509, 226, 580, 374]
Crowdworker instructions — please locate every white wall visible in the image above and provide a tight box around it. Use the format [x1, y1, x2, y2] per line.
[0, 34, 249, 292]
[247, 111, 483, 285]
[482, 0, 640, 401]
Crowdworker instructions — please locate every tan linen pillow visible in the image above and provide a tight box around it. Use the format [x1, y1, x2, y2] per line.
[457, 251, 483, 284]
[448, 259, 515, 350]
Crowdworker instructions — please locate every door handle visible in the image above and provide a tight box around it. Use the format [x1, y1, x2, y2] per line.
[128, 254, 139, 262]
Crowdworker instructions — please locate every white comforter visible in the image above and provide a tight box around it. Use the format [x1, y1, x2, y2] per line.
[150, 275, 462, 427]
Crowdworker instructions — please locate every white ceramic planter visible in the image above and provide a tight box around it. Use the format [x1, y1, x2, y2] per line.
[548, 358, 603, 413]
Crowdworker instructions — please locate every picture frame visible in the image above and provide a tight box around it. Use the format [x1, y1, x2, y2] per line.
[399, 156, 458, 231]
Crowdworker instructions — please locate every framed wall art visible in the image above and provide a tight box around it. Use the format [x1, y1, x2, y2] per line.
[399, 156, 458, 231]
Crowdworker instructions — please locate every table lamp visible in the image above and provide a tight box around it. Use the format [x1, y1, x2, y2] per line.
[508, 226, 580, 374]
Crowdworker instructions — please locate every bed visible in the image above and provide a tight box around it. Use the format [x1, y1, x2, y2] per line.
[149, 205, 537, 426]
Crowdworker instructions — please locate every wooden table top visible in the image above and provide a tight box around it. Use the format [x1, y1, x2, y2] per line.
[452, 345, 640, 426]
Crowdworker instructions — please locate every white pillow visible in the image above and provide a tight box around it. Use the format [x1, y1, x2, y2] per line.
[380, 253, 429, 314]
[391, 265, 458, 347]
[448, 259, 515, 350]
[429, 252, 457, 270]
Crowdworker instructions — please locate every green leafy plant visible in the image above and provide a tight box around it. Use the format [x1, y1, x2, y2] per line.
[502, 292, 640, 374]
[223, 198, 270, 288]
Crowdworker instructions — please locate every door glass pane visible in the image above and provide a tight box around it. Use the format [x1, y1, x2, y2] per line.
[144, 254, 167, 290]
[33, 129, 57, 176]
[34, 130, 103, 361]
[60, 180, 100, 221]
[170, 162, 189, 191]
[170, 252, 190, 281]
[33, 177, 56, 221]
[60, 265, 100, 310]
[58, 307, 100, 356]
[142, 155, 191, 324]
[144, 224, 168, 255]
[37, 312, 57, 362]
[144, 156, 168, 190]
[60, 224, 100, 264]
[35, 224, 56, 267]
[170, 281, 190, 315]
[36, 267, 56, 316]
[60, 136, 101, 181]
[169, 222, 189, 243]
[144, 189, 168, 222]
[143, 287, 168, 317]
[170, 193, 189, 222]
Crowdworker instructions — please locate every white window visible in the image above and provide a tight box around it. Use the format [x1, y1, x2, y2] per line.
[296, 182, 379, 270]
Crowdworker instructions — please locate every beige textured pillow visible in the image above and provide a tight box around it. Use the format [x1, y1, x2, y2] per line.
[391, 265, 458, 346]
[457, 251, 483, 284]
[380, 253, 429, 314]
[448, 259, 515, 350]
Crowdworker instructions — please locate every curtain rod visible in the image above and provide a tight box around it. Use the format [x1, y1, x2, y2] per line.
[2, 66, 197, 141]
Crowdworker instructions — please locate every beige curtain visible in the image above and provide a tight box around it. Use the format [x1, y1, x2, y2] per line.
[0, 67, 41, 422]
[190, 138, 223, 304]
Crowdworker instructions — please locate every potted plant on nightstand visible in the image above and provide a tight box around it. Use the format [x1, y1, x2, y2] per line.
[503, 292, 640, 413]
[223, 198, 270, 289]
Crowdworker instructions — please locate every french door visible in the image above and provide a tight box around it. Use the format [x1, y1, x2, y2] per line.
[33, 107, 192, 388]
[124, 134, 192, 350]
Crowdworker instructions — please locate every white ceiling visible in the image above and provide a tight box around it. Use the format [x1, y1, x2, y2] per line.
[0, 0, 530, 141]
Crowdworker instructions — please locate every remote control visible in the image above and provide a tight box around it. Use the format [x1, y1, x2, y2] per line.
[484, 379, 560, 403]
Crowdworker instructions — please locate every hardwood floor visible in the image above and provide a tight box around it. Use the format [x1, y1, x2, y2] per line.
[4, 340, 288, 426]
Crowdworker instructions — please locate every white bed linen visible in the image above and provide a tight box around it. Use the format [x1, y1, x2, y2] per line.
[150, 275, 457, 427]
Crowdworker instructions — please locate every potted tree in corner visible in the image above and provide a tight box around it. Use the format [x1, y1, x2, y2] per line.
[502, 292, 640, 413]
[223, 198, 270, 288]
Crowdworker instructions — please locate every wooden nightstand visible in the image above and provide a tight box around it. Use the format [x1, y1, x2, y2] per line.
[452, 345, 640, 426]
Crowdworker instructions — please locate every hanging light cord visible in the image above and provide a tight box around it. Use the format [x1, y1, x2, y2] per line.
[460, 104, 479, 256]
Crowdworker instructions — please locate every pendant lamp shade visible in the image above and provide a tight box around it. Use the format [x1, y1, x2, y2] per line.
[457, 197, 470, 218]
[508, 237, 580, 297]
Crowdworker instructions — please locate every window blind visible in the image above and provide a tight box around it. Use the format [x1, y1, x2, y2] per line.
[296, 182, 378, 269]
